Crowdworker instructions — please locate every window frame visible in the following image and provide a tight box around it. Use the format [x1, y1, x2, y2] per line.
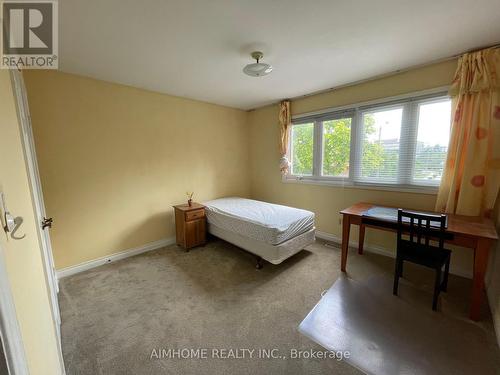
[410, 96, 453, 187]
[289, 120, 315, 176]
[284, 87, 451, 194]
[320, 113, 354, 179]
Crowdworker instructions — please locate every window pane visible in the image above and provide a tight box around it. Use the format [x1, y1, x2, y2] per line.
[413, 100, 451, 183]
[322, 118, 351, 177]
[360, 108, 402, 182]
[291, 122, 314, 175]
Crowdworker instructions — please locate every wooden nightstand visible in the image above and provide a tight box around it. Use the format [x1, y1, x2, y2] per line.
[173, 202, 206, 250]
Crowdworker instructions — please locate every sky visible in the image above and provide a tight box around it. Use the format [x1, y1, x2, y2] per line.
[366, 100, 452, 146]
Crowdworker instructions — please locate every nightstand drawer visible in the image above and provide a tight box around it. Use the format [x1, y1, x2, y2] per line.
[185, 209, 205, 221]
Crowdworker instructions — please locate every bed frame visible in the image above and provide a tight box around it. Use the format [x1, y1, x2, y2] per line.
[208, 223, 315, 268]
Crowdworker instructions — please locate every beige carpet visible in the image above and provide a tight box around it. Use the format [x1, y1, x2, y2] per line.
[59, 239, 499, 375]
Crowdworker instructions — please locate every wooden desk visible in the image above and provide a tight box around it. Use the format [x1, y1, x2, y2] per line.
[340, 202, 498, 321]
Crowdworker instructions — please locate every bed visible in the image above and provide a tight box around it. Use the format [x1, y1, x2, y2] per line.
[204, 197, 315, 268]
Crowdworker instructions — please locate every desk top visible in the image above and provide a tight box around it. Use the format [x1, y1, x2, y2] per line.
[340, 202, 498, 240]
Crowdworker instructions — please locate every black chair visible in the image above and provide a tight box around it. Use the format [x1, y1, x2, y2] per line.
[393, 209, 451, 311]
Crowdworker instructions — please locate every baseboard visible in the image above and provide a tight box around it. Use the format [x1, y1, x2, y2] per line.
[315, 230, 473, 279]
[56, 237, 176, 279]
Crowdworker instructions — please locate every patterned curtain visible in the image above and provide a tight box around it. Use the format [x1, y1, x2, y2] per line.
[279, 100, 291, 175]
[436, 48, 500, 217]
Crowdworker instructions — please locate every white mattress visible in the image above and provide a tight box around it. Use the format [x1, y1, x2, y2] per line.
[204, 197, 315, 245]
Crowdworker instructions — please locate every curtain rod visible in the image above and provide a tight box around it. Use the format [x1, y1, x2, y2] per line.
[462, 43, 500, 54]
[249, 42, 500, 111]
[290, 42, 500, 102]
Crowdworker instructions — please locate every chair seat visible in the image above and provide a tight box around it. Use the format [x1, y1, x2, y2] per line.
[399, 240, 451, 269]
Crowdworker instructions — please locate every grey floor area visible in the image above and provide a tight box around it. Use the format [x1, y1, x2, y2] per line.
[299, 275, 500, 375]
[0, 338, 8, 375]
[59, 239, 499, 375]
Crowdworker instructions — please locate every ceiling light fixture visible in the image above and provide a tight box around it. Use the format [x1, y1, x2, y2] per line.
[243, 51, 273, 77]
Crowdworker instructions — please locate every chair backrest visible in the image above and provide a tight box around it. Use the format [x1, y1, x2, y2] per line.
[397, 209, 447, 249]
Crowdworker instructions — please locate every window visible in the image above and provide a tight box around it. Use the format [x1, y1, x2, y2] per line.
[359, 107, 402, 182]
[322, 117, 351, 177]
[413, 100, 451, 184]
[291, 122, 314, 176]
[286, 91, 452, 191]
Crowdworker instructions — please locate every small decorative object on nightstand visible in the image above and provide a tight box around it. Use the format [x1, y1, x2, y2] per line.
[173, 202, 206, 251]
[186, 191, 194, 207]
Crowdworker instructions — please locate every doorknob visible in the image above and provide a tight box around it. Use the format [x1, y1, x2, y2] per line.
[42, 217, 53, 230]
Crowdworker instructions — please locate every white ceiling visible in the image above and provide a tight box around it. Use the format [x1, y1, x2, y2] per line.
[60, 0, 500, 110]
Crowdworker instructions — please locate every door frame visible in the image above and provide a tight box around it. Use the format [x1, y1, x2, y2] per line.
[0, 243, 29, 375]
[10, 70, 61, 325]
[9, 70, 65, 372]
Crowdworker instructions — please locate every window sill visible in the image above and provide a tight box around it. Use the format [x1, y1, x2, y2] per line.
[282, 176, 439, 195]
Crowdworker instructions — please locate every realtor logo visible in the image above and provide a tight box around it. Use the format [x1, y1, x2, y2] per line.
[1, 1, 58, 69]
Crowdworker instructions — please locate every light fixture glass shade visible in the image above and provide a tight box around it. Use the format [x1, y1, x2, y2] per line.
[243, 62, 273, 77]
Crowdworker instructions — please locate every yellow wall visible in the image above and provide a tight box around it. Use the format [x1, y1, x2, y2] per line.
[24, 61, 476, 276]
[248, 59, 474, 276]
[23, 71, 250, 269]
[22, 60, 479, 277]
[0, 70, 63, 374]
[17, 59, 500, 343]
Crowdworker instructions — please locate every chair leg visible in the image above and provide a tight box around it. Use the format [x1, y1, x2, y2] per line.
[255, 256, 263, 270]
[432, 267, 442, 311]
[442, 257, 450, 292]
[393, 258, 401, 296]
[399, 261, 404, 278]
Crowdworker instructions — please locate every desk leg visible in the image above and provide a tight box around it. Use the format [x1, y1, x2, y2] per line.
[470, 239, 491, 321]
[358, 224, 365, 255]
[341, 214, 351, 272]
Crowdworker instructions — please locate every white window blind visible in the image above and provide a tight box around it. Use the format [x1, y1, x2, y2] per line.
[357, 106, 403, 184]
[412, 100, 452, 184]
[287, 90, 452, 191]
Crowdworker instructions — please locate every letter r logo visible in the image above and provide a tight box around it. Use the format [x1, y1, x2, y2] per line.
[2, 1, 53, 55]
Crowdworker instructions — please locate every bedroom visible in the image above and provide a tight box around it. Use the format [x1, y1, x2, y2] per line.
[0, 1, 499, 374]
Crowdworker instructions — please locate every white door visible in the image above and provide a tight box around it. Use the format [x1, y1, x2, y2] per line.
[0, 244, 29, 375]
[10, 71, 61, 341]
